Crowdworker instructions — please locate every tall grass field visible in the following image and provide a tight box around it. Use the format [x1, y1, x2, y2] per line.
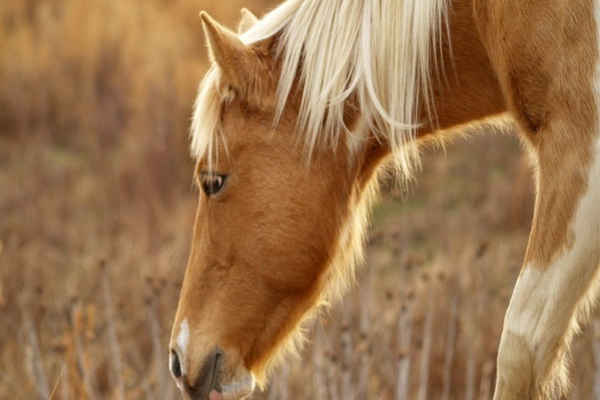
[1, 1, 599, 399]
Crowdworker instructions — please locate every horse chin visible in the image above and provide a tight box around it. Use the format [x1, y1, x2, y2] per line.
[210, 372, 256, 400]
[182, 373, 255, 400]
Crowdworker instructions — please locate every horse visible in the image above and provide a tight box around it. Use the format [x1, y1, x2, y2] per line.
[168, 0, 600, 398]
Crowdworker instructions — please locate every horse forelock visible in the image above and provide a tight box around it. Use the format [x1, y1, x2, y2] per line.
[190, 66, 225, 167]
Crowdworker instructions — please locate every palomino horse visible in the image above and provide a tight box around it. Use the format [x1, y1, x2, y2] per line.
[169, 0, 600, 398]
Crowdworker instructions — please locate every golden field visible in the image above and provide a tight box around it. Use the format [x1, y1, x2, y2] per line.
[1, 1, 599, 399]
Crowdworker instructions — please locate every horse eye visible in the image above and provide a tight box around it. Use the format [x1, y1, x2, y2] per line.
[199, 173, 227, 196]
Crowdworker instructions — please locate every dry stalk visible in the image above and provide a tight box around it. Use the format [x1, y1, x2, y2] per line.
[464, 296, 477, 400]
[417, 286, 436, 400]
[102, 267, 125, 400]
[593, 319, 600, 399]
[395, 297, 414, 400]
[269, 362, 290, 400]
[48, 364, 66, 400]
[70, 302, 98, 400]
[324, 326, 340, 400]
[23, 316, 50, 399]
[341, 321, 354, 400]
[147, 295, 173, 400]
[312, 324, 329, 400]
[60, 364, 70, 400]
[478, 359, 494, 400]
[357, 266, 372, 399]
[441, 294, 459, 400]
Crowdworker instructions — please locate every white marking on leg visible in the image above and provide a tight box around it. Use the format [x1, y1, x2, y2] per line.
[504, 137, 600, 351]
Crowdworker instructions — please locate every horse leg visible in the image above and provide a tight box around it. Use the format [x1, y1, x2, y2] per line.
[470, 0, 600, 397]
[493, 131, 600, 399]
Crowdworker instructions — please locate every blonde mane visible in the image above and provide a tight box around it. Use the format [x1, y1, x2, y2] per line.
[191, 0, 448, 179]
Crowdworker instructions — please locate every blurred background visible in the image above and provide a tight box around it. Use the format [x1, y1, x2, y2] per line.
[1, 1, 598, 399]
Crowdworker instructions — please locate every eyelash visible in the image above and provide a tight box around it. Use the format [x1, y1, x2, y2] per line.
[199, 173, 227, 196]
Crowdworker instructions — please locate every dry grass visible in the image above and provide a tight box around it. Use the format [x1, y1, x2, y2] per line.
[1, 1, 600, 399]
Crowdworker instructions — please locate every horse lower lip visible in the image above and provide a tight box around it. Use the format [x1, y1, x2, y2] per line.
[209, 390, 224, 400]
[213, 373, 256, 400]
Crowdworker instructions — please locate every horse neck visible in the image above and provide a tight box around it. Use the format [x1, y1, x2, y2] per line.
[417, 0, 506, 137]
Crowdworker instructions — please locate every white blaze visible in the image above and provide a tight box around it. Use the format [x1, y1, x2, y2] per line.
[176, 319, 190, 376]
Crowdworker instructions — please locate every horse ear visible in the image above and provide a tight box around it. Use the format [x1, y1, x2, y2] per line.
[200, 11, 253, 90]
[238, 8, 258, 34]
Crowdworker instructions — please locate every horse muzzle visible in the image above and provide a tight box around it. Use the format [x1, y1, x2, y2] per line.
[170, 346, 255, 400]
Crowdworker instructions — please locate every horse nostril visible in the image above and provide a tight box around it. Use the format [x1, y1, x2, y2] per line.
[170, 349, 182, 379]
